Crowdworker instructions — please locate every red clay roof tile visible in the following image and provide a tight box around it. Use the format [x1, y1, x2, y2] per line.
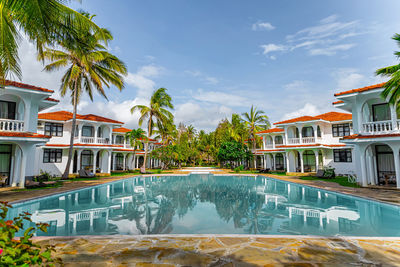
[256, 128, 284, 134]
[0, 132, 50, 138]
[38, 111, 123, 124]
[334, 82, 386, 97]
[274, 112, 352, 125]
[4, 80, 54, 93]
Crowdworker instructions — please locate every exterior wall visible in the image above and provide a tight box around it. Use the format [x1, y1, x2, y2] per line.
[323, 149, 356, 175]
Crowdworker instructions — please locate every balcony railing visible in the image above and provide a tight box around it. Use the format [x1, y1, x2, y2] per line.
[0, 119, 24, 132]
[75, 136, 110, 144]
[265, 144, 273, 149]
[288, 138, 300, 144]
[362, 120, 393, 134]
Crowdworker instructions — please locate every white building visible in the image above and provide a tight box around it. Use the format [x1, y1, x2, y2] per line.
[0, 81, 58, 187]
[334, 82, 400, 188]
[255, 112, 355, 175]
[36, 112, 161, 177]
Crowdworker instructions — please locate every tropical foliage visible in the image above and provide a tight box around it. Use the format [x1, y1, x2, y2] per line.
[0, 201, 61, 266]
[0, 0, 104, 80]
[40, 12, 127, 178]
[376, 34, 400, 104]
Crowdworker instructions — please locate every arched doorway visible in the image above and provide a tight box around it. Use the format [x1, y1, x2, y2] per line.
[374, 144, 395, 186]
[81, 150, 93, 170]
[275, 153, 284, 170]
[302, 150, 316, 172]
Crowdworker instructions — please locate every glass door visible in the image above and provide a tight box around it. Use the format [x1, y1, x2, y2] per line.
[0, 145, 12, 185]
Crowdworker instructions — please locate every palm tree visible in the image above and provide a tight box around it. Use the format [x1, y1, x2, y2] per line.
[131, 88, 174, 172]
[0, 0, 104, 80]
[125, 128, 147, 169]
[40, 13, 127, 179]
[241, 105, 270, 151]
[376, 34, 400, 104]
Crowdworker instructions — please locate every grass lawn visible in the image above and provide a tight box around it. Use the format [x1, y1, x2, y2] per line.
[229, 170, 288, 176]
[299, 176, 360, 188]
[111, 170, 173, 176]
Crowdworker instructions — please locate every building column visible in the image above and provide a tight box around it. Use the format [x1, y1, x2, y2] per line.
[75, 149, 82, 172]
[360, 146, 368, 186]
[272, 136, 276, 149]
[78, 124, 83, 142]
[368, 153, 375, 185]
[112, 153, 116, 171]
[18, 146, 28, 188]
[272, 154, 276, 171]
[394, 151, 400, 189]
[298, 127, 303, 144]
[94, 126, 98, 144]
[285, 152, 290, 172]
[263, 154, 267, 169]
[390, 103, 398, 130]
[299, 150, 304, 173]
[93, 150, 97, 174]
[314, 150, 319, 171]
[122, 153, 126, 171]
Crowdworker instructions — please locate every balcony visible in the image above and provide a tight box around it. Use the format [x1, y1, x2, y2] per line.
[74, 136, 111, 145]
[287, 137, 322, 145]
[265, 143, 274, 149]
[362, 120, 394, 135]
[0, 119, 24, 132]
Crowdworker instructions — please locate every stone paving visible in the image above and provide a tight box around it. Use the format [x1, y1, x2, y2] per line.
[35, 235, 400, 266]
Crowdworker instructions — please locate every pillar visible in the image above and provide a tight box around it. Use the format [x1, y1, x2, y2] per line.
[106, 151, 112, 173]
[94, 126, 98, 144]
[93, 150, 97, 174]
[78, 124, 83, 142]
[299, 150, 304, 173]
[123, 153, 126, 171]
[360, 147, 368, 186]
[285, 152, 290, 172]
[298, 127, 303, 144]
[18, 147, 28, 188]
[392, 146, 400, 189]
[314, 150, 319, 171]
[272, 154, 276, 171]
[390, 103, 398, 130]
[112, 153, 116, 171]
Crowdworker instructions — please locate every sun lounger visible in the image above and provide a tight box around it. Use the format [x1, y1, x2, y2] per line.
[79, 169, 95, 178]
[0, 175, 8, 187]
[316, 169, 325, 178]
[25, 177, 40, 188]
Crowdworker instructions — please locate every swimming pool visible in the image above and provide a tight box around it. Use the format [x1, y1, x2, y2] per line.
[7, 174, 400, 237]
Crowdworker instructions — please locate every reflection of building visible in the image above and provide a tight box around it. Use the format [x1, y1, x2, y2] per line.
[0, 81, 58, 186]
[334, 83, 400, 188]
[254, 112, 355, 175]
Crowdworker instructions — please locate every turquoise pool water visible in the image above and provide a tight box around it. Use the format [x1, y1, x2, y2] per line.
[7, 174, 400, 237]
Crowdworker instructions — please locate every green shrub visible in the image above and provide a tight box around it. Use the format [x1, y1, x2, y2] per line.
[0, 201, 61, 266]
[323, 166, 335, 178]
[154, 169, 162, 174]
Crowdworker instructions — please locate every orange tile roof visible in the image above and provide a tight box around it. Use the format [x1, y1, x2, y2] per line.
[4, 80, 54, 93]
[44, 97, 59, 102]
[256, 128, 284, 134]
[276, 144, 346, 148]
[38, 111, 123, 124]
[45, 144, 121, 148]
[332, 100, 344, 105]
[342, 133, 400, 140]
[334, 82, 386, 97]
[274, 112, 352, 125]
[0, 132, 50, 138]
[113, 127, 132, 133]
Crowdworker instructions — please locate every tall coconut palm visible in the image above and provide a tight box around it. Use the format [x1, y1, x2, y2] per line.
[40, 13, 127, 179]
[131, 88, 174, 172]
[125, 128, 147, 169]
[376, 34, 400, 104]
[241, 105, 270, 150]
[0, 0, 104, 80]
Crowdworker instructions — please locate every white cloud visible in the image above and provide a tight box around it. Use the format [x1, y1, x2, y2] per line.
[309, 43, 356, 56]
[281, 103, 321, 121]
[260, 14, 363, 58]
[283, 80, 310, 93]
[174, 102, 233, 131]
[260, 44, 286, 55]
[193, 89, 249, 107]
[126, 65, 164, 98]
[185, 70, 219, 85]
[332, 68, 365, 90]
[252, 21, 275, 31]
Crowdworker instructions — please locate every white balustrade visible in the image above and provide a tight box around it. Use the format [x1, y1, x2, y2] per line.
[302, 137, 315, 144]
[97, 137, 110, 144]
[79, 136, 95, 144]
[265, 143, 273, 149]
[288, 138, 300, 144]
[362, 120, 393, 134]
[0, 119, 24, 132]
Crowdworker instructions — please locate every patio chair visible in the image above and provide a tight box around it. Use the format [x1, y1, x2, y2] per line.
[25, 177, 40, 188]
[0, 175, 8, 187]
[79, 169, 95, 178]
[316, 169, 325, 178]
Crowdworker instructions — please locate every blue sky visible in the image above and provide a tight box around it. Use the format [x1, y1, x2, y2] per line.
[19, 0, 400, 131]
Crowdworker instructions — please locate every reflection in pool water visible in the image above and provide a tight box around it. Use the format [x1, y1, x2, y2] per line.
[7, 174, 400, 237]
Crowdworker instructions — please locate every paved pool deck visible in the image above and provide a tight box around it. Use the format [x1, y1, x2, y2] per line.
[35, 235, 400, 266]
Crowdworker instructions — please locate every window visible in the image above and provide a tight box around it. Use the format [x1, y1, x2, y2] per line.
[372, 103, 390, 122]
[0, 101, 16, 120]
[115, 135, 124, 144]
[81, 150, 93, 169]
[43, 149, 62, 163]
[44, 122, 63, 136]
[334, 149, 352, 162]
[82, 126, 94, 137]
[302, 126, 314, 137]
[332, 123, 351, 137]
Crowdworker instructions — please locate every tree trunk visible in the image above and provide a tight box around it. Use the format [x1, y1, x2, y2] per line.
[141, 119, 152, 172]
[63, 83, 78, 179]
